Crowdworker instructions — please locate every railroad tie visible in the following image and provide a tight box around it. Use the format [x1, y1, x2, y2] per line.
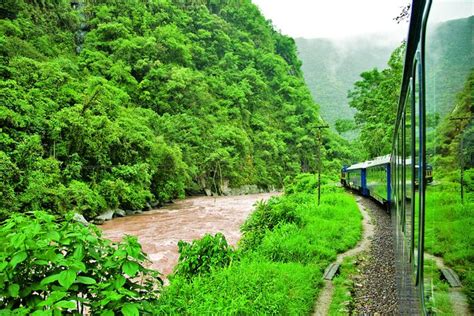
[323, 263, 341, 280]
[440, 268, 462, 288]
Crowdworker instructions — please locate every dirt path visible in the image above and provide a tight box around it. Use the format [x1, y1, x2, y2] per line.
[312, 196, 375, 315]
[101, 193, 279, 277]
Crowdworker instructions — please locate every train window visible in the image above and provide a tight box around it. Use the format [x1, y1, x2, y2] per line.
[398, 122, 403, 226]
[402, 111, 407, 233]
[404, 95, 413, 247]
[423, 0, 473, 313]
[413, 58, 421, 283]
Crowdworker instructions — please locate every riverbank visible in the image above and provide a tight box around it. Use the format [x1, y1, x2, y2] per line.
[101, 193, 279, 276]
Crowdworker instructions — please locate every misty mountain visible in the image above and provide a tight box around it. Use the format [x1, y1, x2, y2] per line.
[296, 16, 472, 140]
[295, 34, 400, 137]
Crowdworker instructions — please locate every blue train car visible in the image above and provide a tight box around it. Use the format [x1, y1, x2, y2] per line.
[365, 155, 391, 205]
[341, 155, 392, 206]
[345, 161, 369, 196]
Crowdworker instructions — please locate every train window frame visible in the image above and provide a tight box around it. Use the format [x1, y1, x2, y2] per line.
[402, 109, 406, 234]
[417, 1, 433, 310]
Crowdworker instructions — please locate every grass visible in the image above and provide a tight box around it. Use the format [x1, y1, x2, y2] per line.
[424, 175, 474, 310]
[328, 256, 358, 315]
[424, 259, 455, 315]
[156, 258, 322, 315]
[156, 174, 363, 314]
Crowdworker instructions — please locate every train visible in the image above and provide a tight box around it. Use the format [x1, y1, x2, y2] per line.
[340, 0, 472, 314]
[340, 155, 433, 208]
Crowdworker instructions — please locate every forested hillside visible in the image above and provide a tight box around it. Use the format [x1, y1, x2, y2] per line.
[347, 44, 404, 158]
[0, 0, 356, 220]
[295, 36, 398, 138]
[425, 16, 473, 118]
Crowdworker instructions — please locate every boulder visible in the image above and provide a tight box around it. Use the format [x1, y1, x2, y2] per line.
[91, 218, 104, 225]
[143, 202, 152, 211]
[114, 209, 126, 217]
[73, 213, 89, 226]
[95, 209, 115, 222]
[125, 209, 143, 216]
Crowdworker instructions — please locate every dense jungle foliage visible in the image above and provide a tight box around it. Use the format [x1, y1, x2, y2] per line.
[0, 0, 357, 220]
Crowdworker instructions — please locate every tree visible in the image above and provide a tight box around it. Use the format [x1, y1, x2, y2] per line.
[348, 44, 405, 157]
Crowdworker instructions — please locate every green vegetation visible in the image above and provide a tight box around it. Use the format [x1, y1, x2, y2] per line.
[0, 0, 357, 221]
[423, 69, 473, 309]
[328, 256, 358, 315]
[173, 232, 236, 280]
[425, 16, 474, 119]
[295, 36, 397, 139]
[348, 44, 404, 158]
[0, 211, 161, 314]
[423, 259, 455, 314]
[424, 179, 474, 309]
[157, 174, 362, 314]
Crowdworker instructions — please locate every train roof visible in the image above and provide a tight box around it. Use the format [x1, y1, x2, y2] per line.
[346, 154, 391, 171]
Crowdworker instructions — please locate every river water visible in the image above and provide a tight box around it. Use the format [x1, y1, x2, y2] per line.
[101, 193, 279, 277]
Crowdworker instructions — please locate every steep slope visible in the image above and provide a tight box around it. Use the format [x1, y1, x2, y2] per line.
[0, 0, 355, 219]
[425, 16, 473, 118]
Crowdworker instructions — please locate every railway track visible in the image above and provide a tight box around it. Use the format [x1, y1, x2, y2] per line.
[351, 196, 398, 314]
[313, 194, 398, 315]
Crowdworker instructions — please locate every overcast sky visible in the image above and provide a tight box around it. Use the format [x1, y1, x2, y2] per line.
[251, 0, 473, 39]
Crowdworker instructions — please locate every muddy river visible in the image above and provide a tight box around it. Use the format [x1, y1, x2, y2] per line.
[101, 193, 279, 277]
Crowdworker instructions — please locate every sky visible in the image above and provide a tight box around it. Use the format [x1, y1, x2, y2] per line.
[251, 0, 473, 40]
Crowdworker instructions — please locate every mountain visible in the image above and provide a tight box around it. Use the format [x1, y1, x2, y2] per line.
[425, 16, 474, 118]
[295, 34, 400, 138]
[296, 16, 473, 140]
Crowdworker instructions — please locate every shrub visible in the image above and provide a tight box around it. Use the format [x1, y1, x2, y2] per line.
[0, 211, 162, 314]
[239, 198, 302, 251]
[284, 173, 334, 195]
[173, 233, 236, 280]
[58, 180, 106, 218]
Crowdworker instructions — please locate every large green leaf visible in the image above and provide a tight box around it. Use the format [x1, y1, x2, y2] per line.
[58, 270, 76, 289]
[76, 276, 96, 285]
[38, 291, 67, 307]
[10, 251, 27, 267]
[121, 303, 139, 316]
[54, 300, 77, 309]
[114, 275, 126, 289]
[122, 261, 139, 277]
[8, 284, 20, 297]
[40, 274, 60, 285]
